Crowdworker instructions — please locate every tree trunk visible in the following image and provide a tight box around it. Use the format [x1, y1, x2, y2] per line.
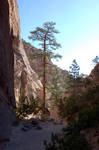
[42, 37, 46, 113]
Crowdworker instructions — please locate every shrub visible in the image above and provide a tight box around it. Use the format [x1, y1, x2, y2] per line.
[44, 106, 99, 150]
[62, 121, 81, 135]
[15, 92, 42, 118]
[58, 94, 83, 120]
[44, 129, 91, 150]
[28, 96, 42, 114]
[57, 83, 99, 121]
[78, 107, 99, 129]
[15, 92, 28, 117]
[86, 84, 99, 106]
[85, 78, 92, 85]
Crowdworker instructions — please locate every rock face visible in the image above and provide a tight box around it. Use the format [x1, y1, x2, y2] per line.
[23, 40, 68, 85]
[0, 0, 43, 148]
[0, 0, 19, 148]
[14, 40, 43, 102]
[89, 63, 99, 81]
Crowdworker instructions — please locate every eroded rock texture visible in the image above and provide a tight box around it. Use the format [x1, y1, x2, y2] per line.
[0, 1, 43, 148]
[23, 40, 68, 86]
[89, 63, 99, 81]
[14, 40, 43, 102]
[0, 0, 19, 148]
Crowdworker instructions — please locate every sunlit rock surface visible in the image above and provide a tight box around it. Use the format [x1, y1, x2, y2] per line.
[89, 63, 99, 81]
[14, 40, 43, 102]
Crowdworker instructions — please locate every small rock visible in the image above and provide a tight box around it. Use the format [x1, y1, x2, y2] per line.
[35, 126, 42, 130]
[21, 127, 29, 132]
[24, 124, 31, 128]
[21, 123, 32, 131]
[0, 138, 10, 143]
[31, 120, 39, 126]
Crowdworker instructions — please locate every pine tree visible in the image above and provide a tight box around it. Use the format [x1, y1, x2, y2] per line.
[92, 56, 99, 66]
[69, 59, 80, 79]
[66, 59, 80, 94]
[48, 66, 65, 105]
[28, 21, 61, 113]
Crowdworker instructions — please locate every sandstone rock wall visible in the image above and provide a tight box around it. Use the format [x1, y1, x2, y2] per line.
[23, 40, 68, 86]
[0, 0, 19, 148]
[89, 63, 99, 81]
[0, 1, 43, 148]
[14, 40, 43, 102]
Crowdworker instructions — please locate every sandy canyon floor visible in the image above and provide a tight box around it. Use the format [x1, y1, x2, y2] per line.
[5, 120, 66, 150]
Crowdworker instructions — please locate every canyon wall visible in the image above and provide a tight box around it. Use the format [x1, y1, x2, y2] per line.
[14, 40, 43, 102]
[0, 0, 19, 148]
[89, 63, 99, 81]
[0, 0, 42, 149]
[23, 40, 68, 86]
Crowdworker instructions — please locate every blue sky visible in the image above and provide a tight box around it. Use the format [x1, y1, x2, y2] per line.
[17, 0, 99, 75]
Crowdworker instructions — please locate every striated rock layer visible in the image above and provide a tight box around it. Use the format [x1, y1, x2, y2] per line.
[0, 1, 43, 148]
[0, 0, 19, 148]
[14, 40, 43, 102]
[23, 40, 68, 85]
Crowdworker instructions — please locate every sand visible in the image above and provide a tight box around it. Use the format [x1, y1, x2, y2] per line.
[5, 121, 66, 150]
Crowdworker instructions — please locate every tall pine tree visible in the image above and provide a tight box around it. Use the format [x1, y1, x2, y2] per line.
[29, 22, 61, 113]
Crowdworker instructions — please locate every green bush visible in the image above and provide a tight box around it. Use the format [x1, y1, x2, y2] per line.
[58, 94, 83, 120]
[28, 96, 42, 114]
[44, 106, 99, 150]
[62, 121, 81, 135]
[15, 93, 42, 118]
[86, 84, 99, 106]
[44, 130, 91, 150]
[78, 107, 99, 129]
[62, 106, 99, 133]
[57, 84, 99, 121]
[85, 78, 92, 85]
